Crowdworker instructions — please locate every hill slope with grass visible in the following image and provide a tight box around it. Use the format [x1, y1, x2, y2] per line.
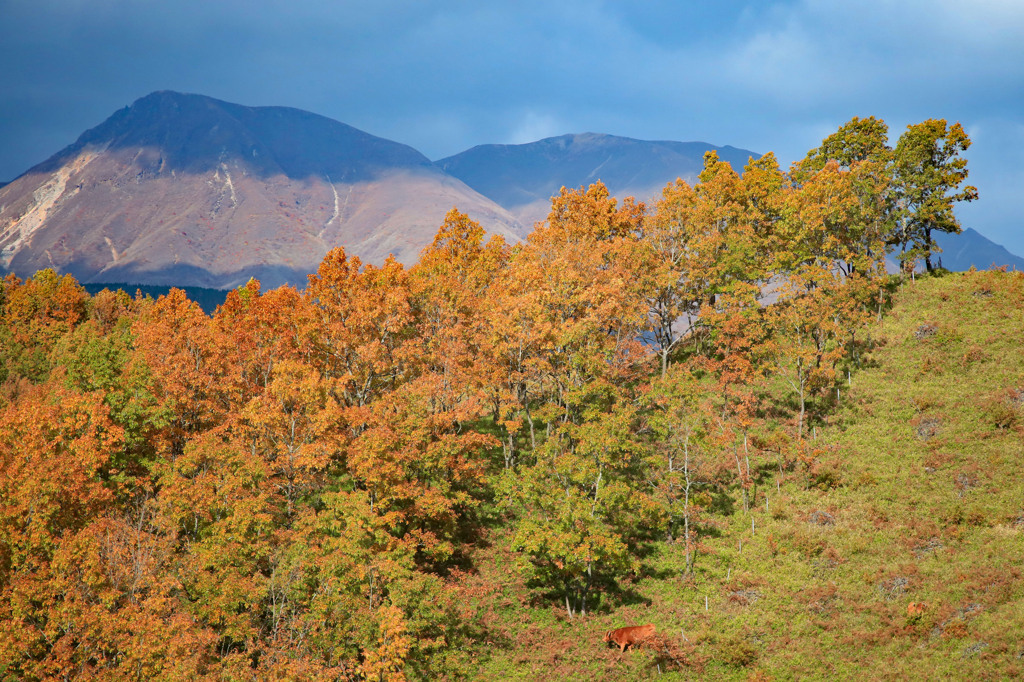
[460, 269, 1024, 680]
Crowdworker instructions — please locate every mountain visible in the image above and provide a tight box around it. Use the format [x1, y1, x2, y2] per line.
[933, 227, 1024, 271]
[0, 91, 524, 289]
[438, 134, 1024, 272]
[2, 94, 1019, 290]
[436, 133, 758, 228]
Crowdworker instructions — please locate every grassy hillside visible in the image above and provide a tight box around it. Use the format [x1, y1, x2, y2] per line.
[461, 269, 1024, 680]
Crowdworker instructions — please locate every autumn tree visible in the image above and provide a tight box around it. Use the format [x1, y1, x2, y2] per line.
[304, 248, 416, 410]
[0, 269, 89, 384]
[410, 208, 509, 449]
[41, 510, 216, 680]
[892, 119, 978, 271]
[123, 432, 268, 673]
[346, 375, 494, 565]
[696, 282, 773, 513]
[639, 177, 700, 376]
[509, 394, 648, 617]
[55, 308, 167, 480]
[768, 179, 876, 440]
[661, 153, 780, 513]
[132, 288, 228, 460]
[212, 279, 309, 406]
[0, 382, 126, 677]
[496, 183, 657, 616]
[794, 115, 891, 176]
[768, 277, 848, 438]
[791, 118, 893, 277]
[640, 151, 771, 376]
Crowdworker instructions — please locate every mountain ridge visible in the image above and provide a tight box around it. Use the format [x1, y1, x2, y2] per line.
[436, 132, 758, 228]
[0, 91, 524, 289]
[933, 227, 1024, 271]
[54, 90, 435, 182]
[1, 91, 1019, 289]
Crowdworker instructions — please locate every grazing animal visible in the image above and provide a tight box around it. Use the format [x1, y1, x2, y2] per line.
[603, 624, 656, 652]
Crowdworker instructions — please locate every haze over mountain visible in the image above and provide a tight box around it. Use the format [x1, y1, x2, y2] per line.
[0, 91, 524, 289]
[437, 133, 757, 228]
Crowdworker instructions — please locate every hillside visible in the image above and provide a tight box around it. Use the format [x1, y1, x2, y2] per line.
[437, 133, 758, 228]
[0, 91, 524, 289]
[1, 158, 1021, 678]
[463, 270, 1024, 679]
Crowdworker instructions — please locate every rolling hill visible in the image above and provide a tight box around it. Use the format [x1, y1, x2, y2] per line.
[464, 269, 1024, 679]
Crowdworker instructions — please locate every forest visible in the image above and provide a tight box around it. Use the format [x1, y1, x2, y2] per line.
[4, 116, 1018, 680]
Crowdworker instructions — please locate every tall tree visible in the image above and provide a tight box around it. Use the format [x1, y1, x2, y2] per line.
[645, 366, 725, 574]
[639, 177, 699, 377]
[792, 116, 893, 275]
[794, 116, 891, 177]
[410, 208, 508, 426]
[892, 119, 978, 271]
[132, 288, 225, 460]
[499, 183, 654, 616]
[697, 282, 772, 513]
[640, 152, 767, 376]
[304, 249, 415, 410]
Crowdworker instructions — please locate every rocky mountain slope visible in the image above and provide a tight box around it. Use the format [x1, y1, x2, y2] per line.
[0, 91, 524, 289]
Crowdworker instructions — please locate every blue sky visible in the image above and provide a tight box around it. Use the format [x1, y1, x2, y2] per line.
[2, 0, 1022, 254]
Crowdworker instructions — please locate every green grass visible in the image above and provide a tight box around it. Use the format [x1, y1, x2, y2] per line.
[457, 270, 1024, 680]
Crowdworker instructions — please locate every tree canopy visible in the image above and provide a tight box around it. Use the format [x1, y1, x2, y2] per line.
[0, 115, 986, 679]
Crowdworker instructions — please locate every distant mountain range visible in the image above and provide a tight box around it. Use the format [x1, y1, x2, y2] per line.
[933, 228, 1024, 272]
[0, 91, 1019, 290]
[437, 133, 755, 228]
[0, 91, 522, 289]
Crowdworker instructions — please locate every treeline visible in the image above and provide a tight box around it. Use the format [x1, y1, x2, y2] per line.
[81, 283, 229, 315]
[0, 117, 974, 679]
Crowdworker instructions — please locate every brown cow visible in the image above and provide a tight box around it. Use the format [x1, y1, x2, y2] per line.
[603, 624, 656, 652]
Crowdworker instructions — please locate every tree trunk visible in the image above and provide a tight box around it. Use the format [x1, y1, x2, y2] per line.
[733, 446, 748, 513]
[798, 364, 807, 440]
[743, 431, 753, 508]
[924, 226, 934, 272]
[683, 433, 694, 574]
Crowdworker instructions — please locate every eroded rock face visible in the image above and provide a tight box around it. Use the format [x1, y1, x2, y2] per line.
[0, 91, 525, 289]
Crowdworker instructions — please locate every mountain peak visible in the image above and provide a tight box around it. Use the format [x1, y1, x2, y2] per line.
[2, 92, 1017, 292]
[0, 93, 523, 289]
[436, 133, 759, 224]
[46, 90, 431, 183]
